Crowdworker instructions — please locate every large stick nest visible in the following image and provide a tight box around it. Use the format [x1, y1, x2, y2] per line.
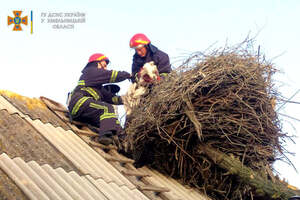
[124, 44, 291, 199]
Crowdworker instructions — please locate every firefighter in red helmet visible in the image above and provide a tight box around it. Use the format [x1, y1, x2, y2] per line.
[129, 33, 171, 82]
[67, 53, 131, 145]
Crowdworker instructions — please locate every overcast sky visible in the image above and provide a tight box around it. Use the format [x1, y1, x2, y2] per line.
[1, 0, 299, 188]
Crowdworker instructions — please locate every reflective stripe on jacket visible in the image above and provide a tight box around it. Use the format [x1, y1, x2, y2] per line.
[68, 62, 129, 116]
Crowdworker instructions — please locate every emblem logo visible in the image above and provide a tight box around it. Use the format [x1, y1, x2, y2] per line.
[8, 11, 28, 31]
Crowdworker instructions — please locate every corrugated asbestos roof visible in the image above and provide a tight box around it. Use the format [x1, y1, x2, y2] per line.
[0, 90, 210, 200]
[0, 91, 69, 130]
[0, 153, 147, 200]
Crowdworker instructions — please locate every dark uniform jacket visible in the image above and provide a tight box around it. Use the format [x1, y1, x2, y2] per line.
[131, 44, 171, 82]
[68, 62, 131, 117]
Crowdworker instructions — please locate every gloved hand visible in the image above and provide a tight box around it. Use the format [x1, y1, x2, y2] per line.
[126, 73, 134, 82]
[125, 72, 131, 79]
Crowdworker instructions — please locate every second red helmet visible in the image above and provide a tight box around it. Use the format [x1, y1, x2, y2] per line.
[129, 33, 151, 48]
[88, 53, 109, 64]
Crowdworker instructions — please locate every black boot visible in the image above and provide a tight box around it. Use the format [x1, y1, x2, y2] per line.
[96, 131, 113, 145]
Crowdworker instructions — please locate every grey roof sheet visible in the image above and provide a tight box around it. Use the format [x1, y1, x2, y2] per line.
[0, 90, 209, 200]
[0, 91, 69, 130]
[0, 153, 147, 200]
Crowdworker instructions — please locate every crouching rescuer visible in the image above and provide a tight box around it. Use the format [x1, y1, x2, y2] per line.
[67, 53, 131, 145]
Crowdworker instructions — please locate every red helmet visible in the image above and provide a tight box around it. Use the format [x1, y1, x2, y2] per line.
[88, 53, 109, 64]
[129, 33, 151, 48]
